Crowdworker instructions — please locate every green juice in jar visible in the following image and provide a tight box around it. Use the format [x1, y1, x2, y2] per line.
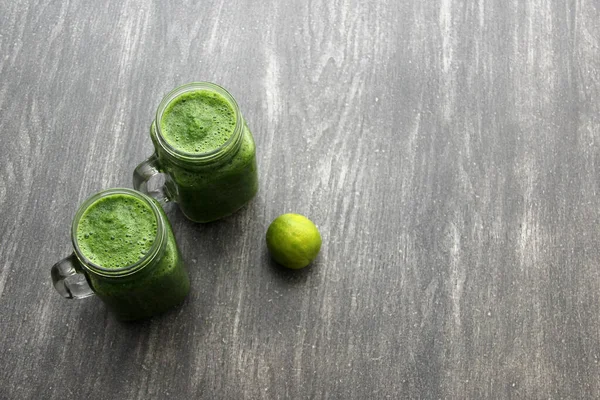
[75, 191, 189, 321]
[150, 83, 258, 223]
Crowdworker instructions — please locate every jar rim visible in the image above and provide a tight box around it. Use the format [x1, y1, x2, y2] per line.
[153, 82, 244, 163]
[70, 188, 165, 277]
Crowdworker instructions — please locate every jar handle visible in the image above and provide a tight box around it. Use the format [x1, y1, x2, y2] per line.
[51, 253, 94, 299]
[133, 153, 174, 205]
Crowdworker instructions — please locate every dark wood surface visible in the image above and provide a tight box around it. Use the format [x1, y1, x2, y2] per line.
[2, 0, 600, 398]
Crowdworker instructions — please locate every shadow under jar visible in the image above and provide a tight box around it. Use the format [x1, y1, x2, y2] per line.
[134, 82, 259, 223]
[50, 188, 190, 321]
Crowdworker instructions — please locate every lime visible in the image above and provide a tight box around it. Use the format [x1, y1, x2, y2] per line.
[266, 214, 322, 269]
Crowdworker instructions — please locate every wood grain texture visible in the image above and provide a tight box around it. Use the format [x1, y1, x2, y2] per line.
[1, 0, 600, 398]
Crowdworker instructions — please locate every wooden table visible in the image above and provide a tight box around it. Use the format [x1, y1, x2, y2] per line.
[2, 1, 600, 398]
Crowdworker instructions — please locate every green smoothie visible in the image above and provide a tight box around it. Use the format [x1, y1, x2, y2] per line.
[160, 90, 236, 154]
[153, 86, 258, 223]
[77, 194, 157, 269]
[75, 192, 189, 321]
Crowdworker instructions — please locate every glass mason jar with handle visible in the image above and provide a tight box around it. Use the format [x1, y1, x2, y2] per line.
[50, 188, 190, 321]
[133, 82, 258, 223]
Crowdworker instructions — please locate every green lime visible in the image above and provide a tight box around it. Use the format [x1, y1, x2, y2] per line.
[266, 213, 322, 269]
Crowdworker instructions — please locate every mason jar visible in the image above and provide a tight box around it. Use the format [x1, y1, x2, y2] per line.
[50, 188, 190, 321]
[133, 82, 259, 223]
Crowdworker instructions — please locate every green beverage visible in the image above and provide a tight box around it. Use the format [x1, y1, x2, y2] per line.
[76, 193, 157, 269]
[51, 188, 190, 321]
[134, 82, 258, 223]
[159, 89, 237, 154]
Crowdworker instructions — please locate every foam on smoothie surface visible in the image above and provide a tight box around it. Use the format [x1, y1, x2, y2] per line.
[159, 89, 237, 154]
[76, 194, 157, 269]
